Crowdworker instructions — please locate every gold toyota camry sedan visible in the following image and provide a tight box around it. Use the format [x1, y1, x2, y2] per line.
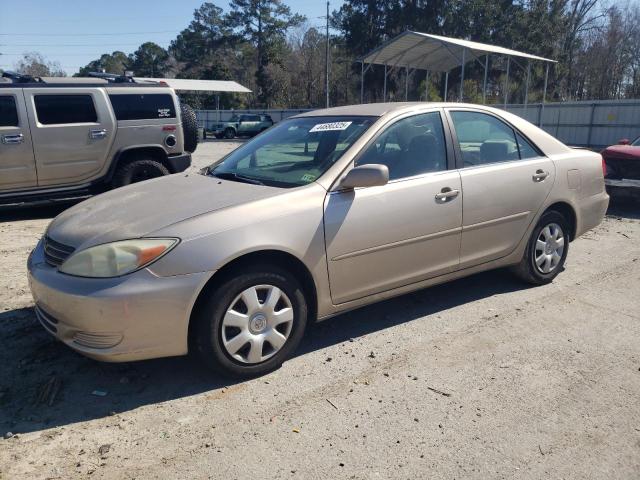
[28, 102, 609, 377]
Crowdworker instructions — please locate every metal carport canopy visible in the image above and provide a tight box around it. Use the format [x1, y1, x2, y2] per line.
[134, 78, 251, 93]
[360, 31, 555, 72]
[358, 30, 556, 111]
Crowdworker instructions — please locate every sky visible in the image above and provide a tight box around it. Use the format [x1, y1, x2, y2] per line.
[0, 0, 343, 76]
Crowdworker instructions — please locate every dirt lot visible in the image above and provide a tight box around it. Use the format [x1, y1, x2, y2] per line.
[1, 140, 639, 479]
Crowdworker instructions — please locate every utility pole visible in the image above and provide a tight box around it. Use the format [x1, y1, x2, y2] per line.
[325, 1, 330, 108]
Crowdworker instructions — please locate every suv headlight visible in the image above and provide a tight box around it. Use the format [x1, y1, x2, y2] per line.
[59, 238, 178, 278]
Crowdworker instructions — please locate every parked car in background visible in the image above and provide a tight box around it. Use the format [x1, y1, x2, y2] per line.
[209, 113, 273, 139]
[601, 135, 640, 198]
[0, 71, 198, 207]
[28, 102, 608, 377]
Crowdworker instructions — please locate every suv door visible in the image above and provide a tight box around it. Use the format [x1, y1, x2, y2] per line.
[23, 88, 115, 186]
[324, 110, 462, 304]
[446, 108, 555, 268]
[0, 89, 38, 191]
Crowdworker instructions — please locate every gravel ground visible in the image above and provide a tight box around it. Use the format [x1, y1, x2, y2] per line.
[0, 140, 639, 479]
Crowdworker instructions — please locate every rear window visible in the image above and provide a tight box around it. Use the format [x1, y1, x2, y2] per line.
[0, 96, 19, 127]
[35, 95, 97, 125]
[109, 94, 176, 120]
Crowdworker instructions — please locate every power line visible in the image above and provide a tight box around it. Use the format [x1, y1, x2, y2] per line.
[0, 30, 179, 36]
[0, 43, 167, 47]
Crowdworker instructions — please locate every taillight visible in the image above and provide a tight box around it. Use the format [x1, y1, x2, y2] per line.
[601, 158, 607, 177]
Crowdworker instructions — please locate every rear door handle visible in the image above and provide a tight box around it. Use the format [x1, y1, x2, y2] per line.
[435, 187, 460, 202]
[89, 129, 107, 140]
[1, 133, 24, 145]
[532, 169, 549, 182]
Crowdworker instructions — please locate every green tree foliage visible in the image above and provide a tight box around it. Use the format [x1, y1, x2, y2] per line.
[127, 42, 169, 77]
[77, 51, 129, 77]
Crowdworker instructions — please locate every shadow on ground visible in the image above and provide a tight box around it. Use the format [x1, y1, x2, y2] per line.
[0, 268, 526, 436]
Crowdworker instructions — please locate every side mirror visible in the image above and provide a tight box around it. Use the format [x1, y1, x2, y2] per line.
[618, 138, 630, 145]
[339, 164, 389, 190]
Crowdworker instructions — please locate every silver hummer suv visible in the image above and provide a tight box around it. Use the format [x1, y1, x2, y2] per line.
[0, 71, 198, 207]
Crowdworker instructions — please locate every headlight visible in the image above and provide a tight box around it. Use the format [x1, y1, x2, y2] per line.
[59, 238, 178, 278]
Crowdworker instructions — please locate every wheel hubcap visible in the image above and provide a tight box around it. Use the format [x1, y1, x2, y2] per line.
[221, 284, 294, 364]
[534, 222, 565, 274]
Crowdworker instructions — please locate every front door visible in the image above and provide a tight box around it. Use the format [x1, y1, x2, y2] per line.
[446, 109, 555, 268]
[238, 114, 260, 135]
[23, 88, 115, 187]
[324, 111, 462, 304]
[0, 89, 38, 191]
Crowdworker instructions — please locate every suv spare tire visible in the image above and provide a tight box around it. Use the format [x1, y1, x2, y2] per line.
[180, 103, 198, 153]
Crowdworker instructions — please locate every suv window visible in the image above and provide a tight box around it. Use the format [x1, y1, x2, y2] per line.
[35, 95, 97, 125]
[109, 94, 176, 120]
[356, 112, 447, 180]
[0, 96, 19, 127]
[450, 111, 538, 166]
[244, 115, 260, 122]
[261, 115, 273, 122]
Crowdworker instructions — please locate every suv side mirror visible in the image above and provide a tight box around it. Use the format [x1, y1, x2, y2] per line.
[618, 138, 630, 145]
[339, 164, 389, 190]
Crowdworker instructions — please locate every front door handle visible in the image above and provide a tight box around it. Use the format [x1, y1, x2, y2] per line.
[532, 169, 549, 182]
[1, 133, 24, 145]
[435, 187, 460, 202]
[89, 129, 107, 140]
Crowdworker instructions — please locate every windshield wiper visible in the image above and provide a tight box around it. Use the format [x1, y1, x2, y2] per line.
[210, 171, 265, 186]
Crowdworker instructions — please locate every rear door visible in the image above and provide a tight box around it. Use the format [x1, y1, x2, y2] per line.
[446, 108, 555, 268]
[23, 87, 115, 186]
[0, 89, 38, 191]
[239, 114, 260, 135]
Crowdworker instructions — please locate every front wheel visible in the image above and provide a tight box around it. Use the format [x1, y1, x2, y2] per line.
[193, 266, 308, 377]
[512, 210, 570, 285]
[224, 128, 236, 139]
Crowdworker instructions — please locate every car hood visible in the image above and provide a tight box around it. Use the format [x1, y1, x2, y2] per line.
[46, 173, 283, 250]
[602, 145, 640, 160]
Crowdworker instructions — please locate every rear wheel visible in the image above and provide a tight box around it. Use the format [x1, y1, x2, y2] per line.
[193, 266, 308, 377]
[111, 159, 169, 188]
[512, 210, 569, 285]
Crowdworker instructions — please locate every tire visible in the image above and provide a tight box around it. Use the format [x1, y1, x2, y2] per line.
[193, 265, 308, 378]
[111, 159, 170, 188]
[224, 127, 236, 139]
[512, 210, 570, 285]
[180, 103, 198, 153]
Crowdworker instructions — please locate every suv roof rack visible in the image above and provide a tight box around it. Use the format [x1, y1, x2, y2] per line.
[1, 71, 43, 84]
[87, 71, 138, 83]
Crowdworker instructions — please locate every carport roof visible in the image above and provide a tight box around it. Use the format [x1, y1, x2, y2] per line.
[360, 31, 556, 72]
[134, 78, 251, 93]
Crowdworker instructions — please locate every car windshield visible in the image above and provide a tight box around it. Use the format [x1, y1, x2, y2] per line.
[206, 116, 376, 188]
[632, 136, 640, 146]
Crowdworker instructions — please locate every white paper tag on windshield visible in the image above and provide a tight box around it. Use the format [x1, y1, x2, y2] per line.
[309, 121, 352, 133]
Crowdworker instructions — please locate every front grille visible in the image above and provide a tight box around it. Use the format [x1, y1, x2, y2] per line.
[43, 236, 75, 267]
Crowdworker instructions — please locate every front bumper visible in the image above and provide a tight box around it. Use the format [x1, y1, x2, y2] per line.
[27, 239, 210, 362]
[166, 153, 192, 173]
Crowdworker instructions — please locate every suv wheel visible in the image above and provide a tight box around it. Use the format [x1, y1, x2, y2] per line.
[112, 159, 170, 188]
[224, 128, 236, 139]
[512, 210, 569, 285]
[193, 266, 308, 378]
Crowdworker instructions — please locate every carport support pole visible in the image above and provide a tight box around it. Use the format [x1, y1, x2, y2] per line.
[459, 47, 466, 102]
[541, 63, 549, 127]
[524, 61, 530, 111]
[383, 64, 387, 102]
[360, 61, 364, 104]
[425, 70, 430, 101]
[482, 55, 488, 104]
[504, 56, 511, 109]
[444, 71, 449, 101]
[405, 66, 409, 101]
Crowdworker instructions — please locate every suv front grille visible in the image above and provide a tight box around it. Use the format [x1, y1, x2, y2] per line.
[43, 236, 75, 267]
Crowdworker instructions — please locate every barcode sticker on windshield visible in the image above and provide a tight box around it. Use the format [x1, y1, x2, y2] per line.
[309, 121, 352, 133]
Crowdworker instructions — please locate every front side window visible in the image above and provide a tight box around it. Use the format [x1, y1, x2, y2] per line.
[451, 111, 523, 166]
[206, 116, 376, 188]
[109, 94, 176, 120]
[356, 112, 447, 180]
[0, 96, 19, 127]
[35, 95, 97, 125]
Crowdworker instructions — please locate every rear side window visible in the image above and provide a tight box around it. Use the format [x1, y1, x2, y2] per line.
[35, 95, 97, 125]
[109, 94, 176, 120]
[515, 132, 542, 159]
[0, 96, 19, 127]
[450, 111, 520, 166]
